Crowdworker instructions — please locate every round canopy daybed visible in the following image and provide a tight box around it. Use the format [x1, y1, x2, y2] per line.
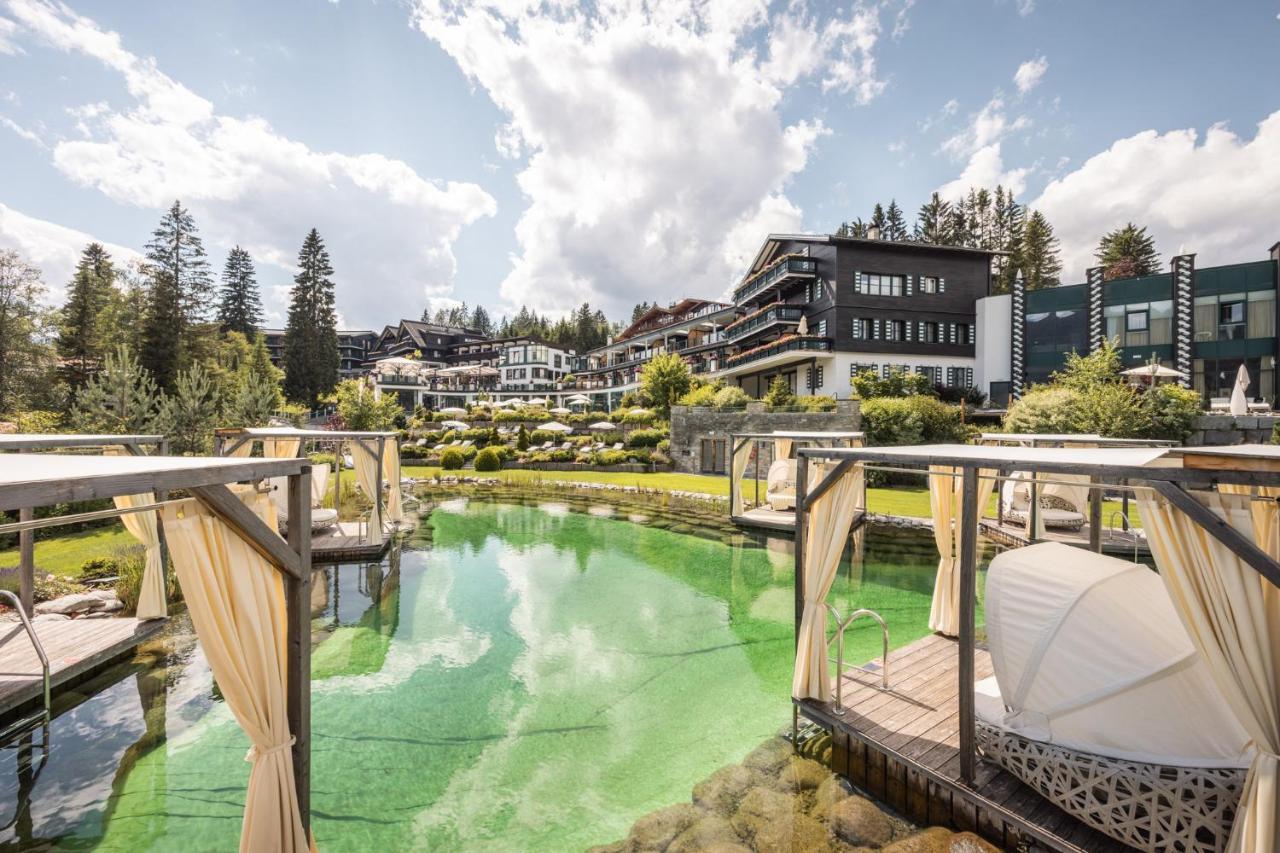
[977, 541, 1252, 852]
[998, 471, 1087, 531]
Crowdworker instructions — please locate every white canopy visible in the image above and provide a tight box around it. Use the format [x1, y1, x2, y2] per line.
[549, 406, 571, 415]
[588, 421, 617, 431]
[506, 398, 526, 406]
[1121, 364, 1186, 379]
[372, 356, 424, 375]
[439, 406, 466, 415]
[1230, 363, 1250, 416]
[979, 542, 1253, 768]
[537, 421, 573, 433]
[440, 420, 469, 430]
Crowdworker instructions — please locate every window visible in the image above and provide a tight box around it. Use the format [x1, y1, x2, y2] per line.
[1104, 304, 1124, 343]
[916, 365, 940, 385]
[809, 279, 825, 301]
[1220, 296, 1247, 341]
[1149, 300, 1173, 345]
[858, 273, 905, 296]
[1125, 308, 1150, 348]
[851, 362, 877, 376]
[885, 320, 904, 341]
[807, 365, 823, 389]
[554, 354, 562, 368]
[815, 319, 827, 337]
[852, 318, 870, 340]
[919, 276, 940, 294]
[922, 321, 939, 344]
[1249, 291, 1275, 339]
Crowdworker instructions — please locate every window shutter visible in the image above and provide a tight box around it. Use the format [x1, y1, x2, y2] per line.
[853, 271, 862, 294]
[939, 277, 947, 293]
[906, 275, 914, 297]
[904, 321, 913, 341]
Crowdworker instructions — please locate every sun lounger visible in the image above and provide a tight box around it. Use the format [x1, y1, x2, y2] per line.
[459, 439, 473, 448]
[611, 442, 624, 451]
[433, 443, 446, 451]
[559, 441, 573, 450]
[1209, 397, 1229, 411]
[266, 476, 338, 533]
[1000, 472, 1086, 531]
[765, 459, 796, 511]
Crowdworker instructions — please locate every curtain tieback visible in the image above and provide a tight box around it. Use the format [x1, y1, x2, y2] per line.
[246, 736, 296, 763]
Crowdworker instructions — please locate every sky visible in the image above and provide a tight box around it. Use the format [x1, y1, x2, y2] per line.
[1, 0, 1278, 330]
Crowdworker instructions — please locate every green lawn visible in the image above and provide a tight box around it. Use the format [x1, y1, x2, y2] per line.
[0, 526, 136, 578]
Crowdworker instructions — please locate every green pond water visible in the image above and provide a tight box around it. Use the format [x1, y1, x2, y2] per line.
[0, 498, 991, 851]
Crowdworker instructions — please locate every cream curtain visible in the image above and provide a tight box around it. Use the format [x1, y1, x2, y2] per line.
[160, 489, 309, 853]
[774, 437, 794, 462]
[114, 492, 167, 620]
[264, 438, 302, 459]
[1137, 488, 1279, 853]
[226, 439, 255, 458]
[1219, 484, 1280, 558]
[382, 443, 403, 525]
[928, 466, 996, 637]
[351, 440, 383, 544]
[310, 463, 330, 507]
[731, 440, 753, 516]
[792, 460, 866, 701]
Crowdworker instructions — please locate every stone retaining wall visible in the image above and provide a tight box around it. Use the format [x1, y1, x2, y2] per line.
[1185, 413, 1280, 446]
[669, 401, 861, 475]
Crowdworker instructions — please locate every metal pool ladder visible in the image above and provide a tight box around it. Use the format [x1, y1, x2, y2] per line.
[0, 590, 52, 744]
[825, 604, 890, 716]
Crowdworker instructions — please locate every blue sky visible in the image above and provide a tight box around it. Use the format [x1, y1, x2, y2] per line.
[1, 0, 1277, 329]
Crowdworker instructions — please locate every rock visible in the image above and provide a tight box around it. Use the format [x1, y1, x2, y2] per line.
[626, 803, 701, 852]
[829, 795, 895, 847]
[87, 589, 118, 601]
[35, 592, 99, 615]
[881, 827, 953, 853]
[946, 832, 1000, 853]
[97, 599, 124, 612]
[809, 775, 853, 819]
[743, 737, 793, 776]
[731, 786, 801, 844]
[82, 611, 111, 619]
[776, 756, 831, 792]
[752, 812, 832, 853]
[693, 764, 757, 815]
[668, 815, 741, 853]
[32, 613, 71, 622]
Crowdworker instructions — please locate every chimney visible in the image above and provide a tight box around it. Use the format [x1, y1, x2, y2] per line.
[867, 225, 882, 241]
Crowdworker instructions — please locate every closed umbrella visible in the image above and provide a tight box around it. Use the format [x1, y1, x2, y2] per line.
[1229, 364, 1250, 415]
[797, 315, 809, 335]
[537, 421, 573, 433]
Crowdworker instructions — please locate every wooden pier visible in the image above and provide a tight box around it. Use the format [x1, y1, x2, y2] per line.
[797, 634, 1128, 852]
[0, 616, 166, 720]
[311, 521, 390, 564]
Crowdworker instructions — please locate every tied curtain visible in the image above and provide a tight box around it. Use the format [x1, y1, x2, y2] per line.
[264, 438, 302, 460]
[928, 466, 996, 637]
[226, 440, 255, 458]
[1137, 488, 1279, 853]
[310, 463, 331, 507]
[792, 460, 866, 701]
[774, 437, 794, 462]
[351, 441, 384, 544]
[382, 443, 403, 524]
[1219, 484, 1280, 558]
[160, 489, 310, 853]
[105, 447, 166, 620]
[731, 440, 753, 516]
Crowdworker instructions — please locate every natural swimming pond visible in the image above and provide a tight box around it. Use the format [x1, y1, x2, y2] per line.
[0, 498, 993, 851]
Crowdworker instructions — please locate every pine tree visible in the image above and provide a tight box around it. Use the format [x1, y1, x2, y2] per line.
[216, 246, 262, 335]
[72, 344, 166, 434]
[1096, 223, 1160, 280]
[145, 200, 213, 325]
[991, 186, 1026, 294]
[631, 302, 652, 323]
[470, 305, 493, 337]
[884, 200, 909, 241]
[914, 193, 953, 243]
[1018, 210, 1063, 291]
[161, 362, 220, 455]
[140, 269, 184, 391]
[870, 203, 887, 234]
[837, 219, 868, 238]
[283, 228, 339, 405]
[56, 242, 116, 391]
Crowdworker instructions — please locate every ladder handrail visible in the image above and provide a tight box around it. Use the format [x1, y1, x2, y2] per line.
[825, 604, 890, 715]
[0, 591, 50, 723]
[1106, 510, 1141, 563]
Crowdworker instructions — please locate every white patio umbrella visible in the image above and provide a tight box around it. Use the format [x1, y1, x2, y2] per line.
[567, 394, 590, 402]
[549, 406, 571, 415]
[537, 421, 573, 433]
[528, 397, 548, 407]
[439, 406, 467, 415]
[625, 408, 654, 418]
[1121, 364, 1187, 383]
[588, 421, 617, 431]
[1229, 363, 1250, 415]
[441, 420, 469, 430]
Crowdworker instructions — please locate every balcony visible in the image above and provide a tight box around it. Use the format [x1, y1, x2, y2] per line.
[732, 255, 817, 304]
[724, 303, 804, 343]
[723, 335, 832, 369]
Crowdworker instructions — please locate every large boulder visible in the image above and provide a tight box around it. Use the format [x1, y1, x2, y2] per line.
[829, 795, 895, 847]
[743, 737, 793, 776]
[35, 593, 99, 615]
[753, 812, 833, 852]
[693, 763, 757, 815]
[881, 827, 954, 853]
[775, 756, 830, 792]
[809, 774, 853, 820]
[731, 786, 803, 845]
[626, 803, 701, 852]
[668, 815, 741, 853]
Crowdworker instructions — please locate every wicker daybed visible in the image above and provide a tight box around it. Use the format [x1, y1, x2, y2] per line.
[976, 542, 1252, 852]
[1000, 472, 1087, 531]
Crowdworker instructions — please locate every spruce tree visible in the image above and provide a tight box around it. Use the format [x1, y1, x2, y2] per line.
[1018, 210, 1063, 291]
[56, 242, 116, 391]
[161, 362, 220, 455]
[914, 193, 953, 244]
[884, 200, 909, 241]
[72, 344, 166, 434]
[145, 200, 213, 324]
[870, 203, 887, 234]
[1096, 223, 1160, 280]
[0, 250, 52, 415]
[140, 269, 184, 391]
[216, 246, 262, 335]
[283, 228, 339, 406]
[470, 304, 493, 337]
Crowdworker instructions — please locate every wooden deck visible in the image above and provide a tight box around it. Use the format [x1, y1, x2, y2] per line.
[978, 518, 1149, 559]
[733, 506, 797, 531]
[0, 616, 166, 720]
[797, 633, 1129, 852]
[311, 521, 390, 564]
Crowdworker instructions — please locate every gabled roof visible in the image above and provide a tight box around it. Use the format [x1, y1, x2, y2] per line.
[615, 298, 733, 342]
[743, 232, 1005, 281]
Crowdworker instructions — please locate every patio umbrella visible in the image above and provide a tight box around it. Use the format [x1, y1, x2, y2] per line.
[528, 397, 548, 407]
[797, 315, 809, 335]
[441, 420, 469, 430]
[1121, 364, 1186, 383]
[588, 421, 617, 431]
[549, 407, 571, 415]
[567, 394, 590, 402]
[506, 398, 526, 406]
[626, 408, 653, 418]
[537, 421, 573, 433]
[1229, 364, 1250, 415]
[439, 406, 467, 415]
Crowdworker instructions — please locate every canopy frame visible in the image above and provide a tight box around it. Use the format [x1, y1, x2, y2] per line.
[0, 453, 315, 837]
[728, 431, 865, 528]
[791, 442, 1280, 792]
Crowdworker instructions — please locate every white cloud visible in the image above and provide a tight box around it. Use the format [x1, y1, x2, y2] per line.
[1033, 112, 1280, 281]
[0, 15, 22, 53]
[935, 90, 1033, 202]
[1016, 0, 1035, 16]
[940, 96, 1029, 160]
[0, 201, 140, 301]
[4, 0, 496, 327]
[935, 143, 1029, 201]
[0, 113, 42, 146]
[411, 0, 889, 315]
[1013, 55, 1047, 95]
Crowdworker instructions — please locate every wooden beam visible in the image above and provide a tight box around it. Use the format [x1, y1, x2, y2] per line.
[285, 470, 312, 838]
[957, 466, 979, 785]
[1148, 480, 1280, 589]
[219, 436, 251, 458]
[1088, 475, 1102, 552]
[189, 485, 302, 580]
[799, 457, 860, 512]
[793, 454, 809, 652]
[18, 507, 33, 617]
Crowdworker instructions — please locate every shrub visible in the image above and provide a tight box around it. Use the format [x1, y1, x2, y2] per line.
[851, 367, 933, 399]
[461, 444, 478, 460]
[657, 438, 671, 453]
[308, 452, 336, 469]
[795, 394, 837, 412]
[861, 396, 969, 447]
[113, 545, 147, 614]
[593, 449, 630, 465]
[763, 375, 795, 409]
[440, 448, 465, 470]
[474, 447, 503, 472]
[1002, 386, 1088, 435]
[712, 386, 752, 408]
[78, 557, 117, 582]
[493, 410, 525, 423]
[678, 383, 721, 407]
[627, 427, 668, 447]
[462, 428, 490, 443]
[1141, 384, 1201, 441]
[398, 443, 426, 460]
[530, 429, 565, 445]
[516, 424, 530, 451]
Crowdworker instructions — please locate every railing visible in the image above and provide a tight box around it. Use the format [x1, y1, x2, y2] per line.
[723, 335, 831, 368]
[825, 604, 890, 716]
[0, 590, 51, 739]
[1106, 510, 1141, 563]
[725, 304, 804, 342]
[733, 255, 817, 303]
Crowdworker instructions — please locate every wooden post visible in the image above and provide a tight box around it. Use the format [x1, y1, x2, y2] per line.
[373, 438, 385, 544]
[285, 468, 312, 838]
[957, 465, 979, 786]
[1088, 475, 1103, 552]
[793, 453, 809, 647]
[728, 437, 737, 517]
[18, 506, 33, 617]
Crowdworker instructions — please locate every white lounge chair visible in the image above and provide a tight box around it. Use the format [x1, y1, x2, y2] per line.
[266, 475, 338, 533]
[611, 442, 624, 451]
[976, 542, 1251, 853]
[1000, 472, 1086, 531]
[765, 459, 796, 511]
[1209, 397, 1230, 411]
